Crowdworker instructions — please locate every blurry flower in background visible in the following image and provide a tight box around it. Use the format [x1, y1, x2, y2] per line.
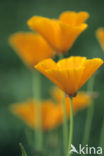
[28, 11, 89, 54]
[9, 32, 54, 67]
[51, 87, 91, 110]
[66, 92, 91, 114]
[35, 56, 103, 96]
[11, 99, 63, 130]
[50, 87, 64, 103]
[10, 88, 92, 131]
[96, 28, 104, 51]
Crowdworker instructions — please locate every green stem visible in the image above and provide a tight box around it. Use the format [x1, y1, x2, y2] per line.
[58, 54, 69, 154]
[62, 93, 68, 154]
[67, 97, 74, 156]
[32, 71, 43, 152]
[19, 143, 27, 156]
[82, 76, 95, 156]
[99, 119, 104, 147]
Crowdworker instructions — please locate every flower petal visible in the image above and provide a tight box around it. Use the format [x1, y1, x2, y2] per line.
[57, 56, 86, 69]
[44, 68, 84, 96]
[59, 11, 89, 26]
[9, 32, 54, 66]
[28, 16, 87, 52]
[28, 17, 60, 51]
[79, 58, 103, 88]
[35, 57, 103, 96]
[96, 28, 104, 51]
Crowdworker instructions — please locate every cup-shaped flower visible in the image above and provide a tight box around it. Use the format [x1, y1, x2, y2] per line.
[11, 90, 92, 130]
[65, 92, 91, 114]
[35, 56, 103, 96]
[28, 11, 89, 53]
[9, 32, 54, 67]
[51, 87, 91, 110]
[96, 28, 104, 51]
[11, 99, 64, 130]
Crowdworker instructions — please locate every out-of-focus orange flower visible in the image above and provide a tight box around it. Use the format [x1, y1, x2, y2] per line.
[96, 28, 104, 51]
[51, 87, 91, 114]
[65, 92, 91, 115]
[50, 87, 64, 103]
[9, 32, 54, 67]
[11, 89, 92, 130]
[35, 56, 103, 96]
[11, 99, 62, 130]
[28, 11, 89, 53]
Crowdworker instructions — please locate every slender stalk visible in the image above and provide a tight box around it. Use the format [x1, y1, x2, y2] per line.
[19, 143, 27, 156]
[82, 76, 95, 156]
[58, 54, 69, 154]
[62, 93, 68, 154]
[32, 70, 43, 152]
[67, 97, 74, 156]
[99, 119, 104, 147]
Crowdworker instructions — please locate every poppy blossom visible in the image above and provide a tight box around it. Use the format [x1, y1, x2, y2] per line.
[96, 28, 104, 51]
[9, 32, 54, 67]
[11, 99, 63, 130]
[11, 90, 91, 130]
[35, 56, 103, 96]
[51, 87, 91, 114]
[28, 11, 89, 53]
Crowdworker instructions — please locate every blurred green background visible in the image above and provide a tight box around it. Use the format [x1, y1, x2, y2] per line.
[0, 0, 104, 155]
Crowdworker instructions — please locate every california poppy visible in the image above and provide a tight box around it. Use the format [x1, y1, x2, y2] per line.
[28, 11, 89, 53]
[51, 87, 91, 113]
[96, 28, 104, 51]
[35, 56, 103, 96]
[11, 99, 63, 130]
[9, 32, 54, 67]
[11, 90, 91, 130]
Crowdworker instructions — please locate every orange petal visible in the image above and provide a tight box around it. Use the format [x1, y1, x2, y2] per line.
[96, 28, 104, 51]
[11, 100, 36, 128]
[66, 92, 91, 114]
[79, 58, 103, 88]
[59, 22, 87, 52]
[50, 87, 63, 103]
[9, 32, 54, 67]
[57, 56, 86, 69]
[11, 99, 62, 130]
[35, 58, 60, 85]
[28, 16, 87, 53]
[59, 11, 89, 26]
[73, 92, 91, 111]
[28, 17, 60, 50]
[35, 57, 103, 96]
[35, 60, 84, 95]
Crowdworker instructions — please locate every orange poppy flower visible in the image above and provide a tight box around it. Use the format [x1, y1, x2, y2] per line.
[11, 99, 63, 130]
[28, 11, 89, 53]
[9, 32, 54, 67]
[50, 87, 64, 103]
[65, 92, 91, 115]
[96, 28, 104, 51]
[35, 56, 103, 96]
[11, 90, 91, 130]
[51, 87, 91, 113]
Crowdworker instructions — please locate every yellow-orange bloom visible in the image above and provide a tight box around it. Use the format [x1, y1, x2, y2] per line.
[51, 87, 91, 113]
[28, 11, 89, 53]
[96, 28, 104, 51]
[66, 92, 91, 114]
[11, 90, 91, 130]
[9, 32, 54, 67]
[35, 56, 103, 96]
[11, 100, 63, 130]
